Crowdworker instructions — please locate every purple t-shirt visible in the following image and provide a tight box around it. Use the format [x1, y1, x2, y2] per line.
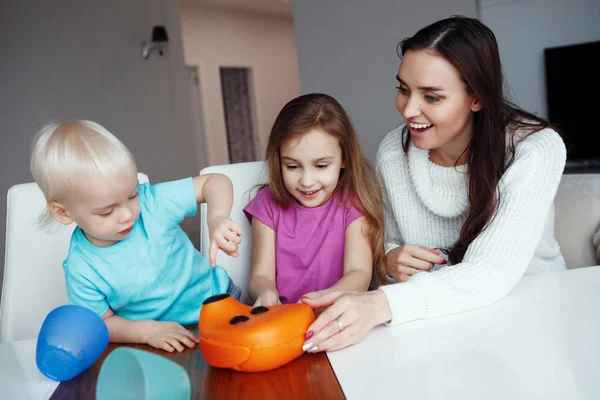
[243, 187, 363, 303]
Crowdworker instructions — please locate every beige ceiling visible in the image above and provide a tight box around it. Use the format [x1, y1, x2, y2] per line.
[180, 0, 293, 18]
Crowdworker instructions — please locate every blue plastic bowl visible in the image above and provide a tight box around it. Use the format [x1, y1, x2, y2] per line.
[36, 305, 109, 381]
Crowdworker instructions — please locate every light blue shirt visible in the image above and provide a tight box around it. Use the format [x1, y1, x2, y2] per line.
[63, 177, 230, 325]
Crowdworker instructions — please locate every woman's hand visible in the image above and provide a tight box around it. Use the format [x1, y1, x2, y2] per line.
[298, 290, 330, 317]
[300, 289, 329, 301]
[145, 321, 199, 352]
[300, 290, 392, 353]
[386, 244, 445, 282]
[207, 215, 243, 267]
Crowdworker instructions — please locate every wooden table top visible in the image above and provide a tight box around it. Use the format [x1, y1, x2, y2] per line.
[49, 325, 345, 400]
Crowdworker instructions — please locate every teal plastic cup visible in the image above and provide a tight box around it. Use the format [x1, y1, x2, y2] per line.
[96, 347, 191, 400]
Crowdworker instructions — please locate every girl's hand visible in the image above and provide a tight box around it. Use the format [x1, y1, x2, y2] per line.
[300, 290, 392, 353]
[386, 244, 445, 282]
[207, 215, 243, 267]
[145, 321, 199, 352]
[253, 290, 281, 307]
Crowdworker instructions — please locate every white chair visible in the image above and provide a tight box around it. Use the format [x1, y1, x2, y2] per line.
[0, 173, 149, 342]
[554, 173, 600, 269]
[200, 161, 268, 304]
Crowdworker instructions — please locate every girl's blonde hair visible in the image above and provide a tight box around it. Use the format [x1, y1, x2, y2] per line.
[30, 120, 135, 226]
[264, 93, 386, 285]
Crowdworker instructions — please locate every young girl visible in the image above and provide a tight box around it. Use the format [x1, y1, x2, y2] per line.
[31, 120, 243, 352]
[243, 93, 385, 307]
[301, 16, 567, 354]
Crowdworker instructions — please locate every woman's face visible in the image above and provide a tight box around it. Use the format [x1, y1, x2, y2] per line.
[395, 49, 481, 161]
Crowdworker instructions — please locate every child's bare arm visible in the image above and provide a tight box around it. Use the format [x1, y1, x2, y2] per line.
[192, 173, 233, 211]
[336, 217, 373, 291]
[248, 218, 280, 306]
[192, 174, 243, 266]
[303, 217, 373, 298]
[101, 308, 198, 352]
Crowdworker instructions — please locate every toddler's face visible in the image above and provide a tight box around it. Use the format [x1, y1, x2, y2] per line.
[62, 167, 141, 247]
[279, 129, 343, 208]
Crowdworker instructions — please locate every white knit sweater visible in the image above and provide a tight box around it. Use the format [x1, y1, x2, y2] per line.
[376, 125, 567, 326]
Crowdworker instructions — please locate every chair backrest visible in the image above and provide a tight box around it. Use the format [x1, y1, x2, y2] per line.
[200, 161, 268, 304]
[554, 173, 600, 269]
[0, 173, 149, 342]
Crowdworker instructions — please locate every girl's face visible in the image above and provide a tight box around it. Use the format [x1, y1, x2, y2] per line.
[395, 49, 481, 162]
[280, 129, 343, 207]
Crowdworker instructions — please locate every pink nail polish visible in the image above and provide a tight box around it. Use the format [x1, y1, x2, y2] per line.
[305, 331, 314, 340]
[441, 259, 447, 264]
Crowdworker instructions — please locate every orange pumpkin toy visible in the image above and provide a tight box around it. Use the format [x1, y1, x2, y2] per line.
[198, 293, 316, 372]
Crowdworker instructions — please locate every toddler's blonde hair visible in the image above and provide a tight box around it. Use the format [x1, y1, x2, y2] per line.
[30, 120, 135, 226]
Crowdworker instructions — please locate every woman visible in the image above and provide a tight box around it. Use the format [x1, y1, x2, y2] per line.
[300, 15, 566, 354]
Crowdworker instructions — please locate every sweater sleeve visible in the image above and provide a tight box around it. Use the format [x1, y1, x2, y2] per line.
[381, 181, 403, 254]
[376, 130, 403, 255]
[380, 129, 566, 326]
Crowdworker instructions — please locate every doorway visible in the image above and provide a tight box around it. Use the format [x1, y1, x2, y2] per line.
[219, 67, 259, 163]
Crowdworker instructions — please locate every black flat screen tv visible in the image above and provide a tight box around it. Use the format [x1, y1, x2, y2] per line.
[544, 40, 600, 169]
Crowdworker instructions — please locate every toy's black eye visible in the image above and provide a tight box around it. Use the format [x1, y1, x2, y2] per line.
[250, 306, 269, 315]
[203, 293, 231, 305]
[229, 315, 249, 325]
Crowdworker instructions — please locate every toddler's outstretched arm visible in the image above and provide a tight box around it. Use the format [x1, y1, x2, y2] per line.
[102, 308, 198, 352]
[192, 174, 244, 267]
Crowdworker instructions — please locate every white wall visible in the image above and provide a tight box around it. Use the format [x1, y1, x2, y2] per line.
[0, 0, 201, 290]
[480, 0, 600, 118]
[292, 0, 478, 162]
[180, 5, 301, 165]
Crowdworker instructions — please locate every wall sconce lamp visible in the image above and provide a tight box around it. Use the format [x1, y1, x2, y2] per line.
[141, 26, 169, 59]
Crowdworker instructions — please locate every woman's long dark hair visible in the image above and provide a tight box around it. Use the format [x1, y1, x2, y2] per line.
[398, 15, 555, 264]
